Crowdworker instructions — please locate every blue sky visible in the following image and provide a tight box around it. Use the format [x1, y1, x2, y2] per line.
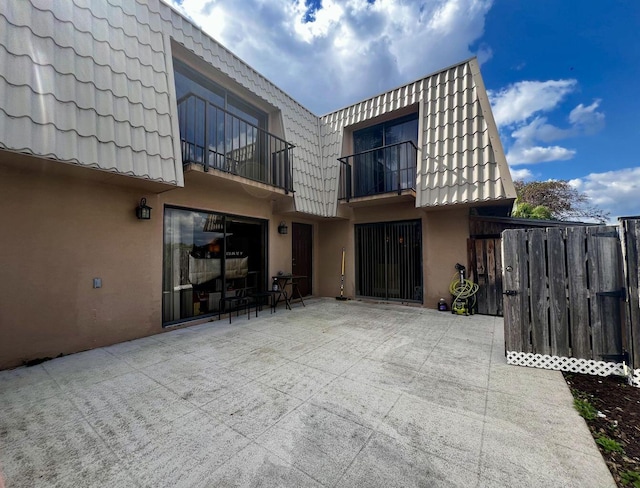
[169, 0, 640, 220]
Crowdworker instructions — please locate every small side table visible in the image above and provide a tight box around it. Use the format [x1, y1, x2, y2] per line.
[268, 288, 290, 311]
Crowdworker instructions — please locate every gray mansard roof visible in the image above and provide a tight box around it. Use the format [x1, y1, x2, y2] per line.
[0, 0, 515, 217]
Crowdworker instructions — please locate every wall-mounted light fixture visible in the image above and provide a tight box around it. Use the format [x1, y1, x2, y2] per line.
[135, 198, 152, 220]
[278, 221, 288, 235]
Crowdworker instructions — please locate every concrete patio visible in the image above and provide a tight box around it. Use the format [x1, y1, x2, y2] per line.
[0, 299, 614, 487]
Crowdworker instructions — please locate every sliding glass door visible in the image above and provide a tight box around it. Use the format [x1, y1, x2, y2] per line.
[162, 207, 267, 325]
[355, 220, 422, 302]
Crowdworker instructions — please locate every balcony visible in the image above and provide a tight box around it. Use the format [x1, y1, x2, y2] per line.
[177, 93, 294, 193]
[338, 141, 418, 202]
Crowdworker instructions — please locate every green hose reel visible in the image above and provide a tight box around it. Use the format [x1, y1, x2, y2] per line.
[449, 265, 479, 315]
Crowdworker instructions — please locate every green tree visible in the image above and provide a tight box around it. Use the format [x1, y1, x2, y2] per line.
[513, 180, 609, 223]
[512, 201, 553, 220]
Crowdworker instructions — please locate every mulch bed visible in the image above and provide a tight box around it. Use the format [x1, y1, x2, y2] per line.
[564, 372, 640, 487]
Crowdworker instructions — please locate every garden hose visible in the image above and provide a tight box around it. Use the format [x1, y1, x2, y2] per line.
[449, 273, 479, 314]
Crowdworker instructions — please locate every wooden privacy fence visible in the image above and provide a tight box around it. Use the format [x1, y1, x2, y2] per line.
[502, 218, 640, 387]
[467, 216, 592, 317]
[621, 218, 640, 382]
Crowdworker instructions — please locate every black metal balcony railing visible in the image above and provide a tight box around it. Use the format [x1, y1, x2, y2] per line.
[338, 141, 418, 201]
[177, 93, 294, 193]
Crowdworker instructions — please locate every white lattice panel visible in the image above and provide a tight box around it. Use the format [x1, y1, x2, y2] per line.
[507, 351, 639, 387]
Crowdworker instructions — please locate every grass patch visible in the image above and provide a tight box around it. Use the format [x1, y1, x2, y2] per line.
[573, 397, 598, 420]
[620, 470, 640, 487]
[596, 434, 624, 454]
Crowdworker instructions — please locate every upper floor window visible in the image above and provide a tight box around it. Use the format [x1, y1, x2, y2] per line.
[349, 113, 419, 196]
[173, 60, 294, 192]
[174, 61, 266, 129]
[353, 113, 418, 154]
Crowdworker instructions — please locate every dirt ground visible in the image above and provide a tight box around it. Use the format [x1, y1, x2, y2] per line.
[565, 373, 640, 487]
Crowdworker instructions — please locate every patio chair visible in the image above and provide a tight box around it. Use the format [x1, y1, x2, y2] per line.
[218, 289, 250, 323]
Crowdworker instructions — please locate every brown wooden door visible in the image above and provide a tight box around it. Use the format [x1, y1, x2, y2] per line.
[292, 222, 312, 296]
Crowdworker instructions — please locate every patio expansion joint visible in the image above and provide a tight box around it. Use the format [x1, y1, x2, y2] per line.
[365, 390, 482, 486]
[409, 317, 456, 372]
[289, 340, 334, 362]
[322, 386, 403, 487]
[76, 413, 143, 487]
[251, 370, 332, 402]
[475, 316, 498, 487]
[208, 440, 328, 488]
[246, 400, 331, 486]
[374, 387, 405, 429]
[308, 376, 388, 431]
[330, 428, 377, 488]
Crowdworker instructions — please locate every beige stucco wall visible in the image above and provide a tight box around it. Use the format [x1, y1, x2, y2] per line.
[316, 202, 470, 309]
[0, 160, 302, 369]
[0, 156, 470, 369]
[422, 207, 471, 306]
[317, 219, 354, 298]
[0, 163, 162, 369]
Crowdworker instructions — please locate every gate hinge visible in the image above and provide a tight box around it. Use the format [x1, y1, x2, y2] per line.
[601, 350, 630, 364]
[596, 288, 626, 299]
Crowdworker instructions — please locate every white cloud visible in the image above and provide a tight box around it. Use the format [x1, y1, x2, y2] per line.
[509, 168, 533, 181]
[167, 0, 493, 113]
[569, 99, 605, 134]
[508, 145, 576, 165]
[488, 80, 605, 166]
[569, 167, 640, 221]
[488, 79, 576, 127]
[510, 116, 570, 144]
[292, 0, 345, 42]
[506, 115, 575, 165]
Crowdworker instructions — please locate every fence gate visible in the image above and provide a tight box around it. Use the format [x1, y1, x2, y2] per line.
[468, 238, 503, 316]
[503, 225, 639, 386]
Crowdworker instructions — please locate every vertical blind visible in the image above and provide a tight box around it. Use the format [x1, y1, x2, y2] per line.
[355, 220, 422, 302]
